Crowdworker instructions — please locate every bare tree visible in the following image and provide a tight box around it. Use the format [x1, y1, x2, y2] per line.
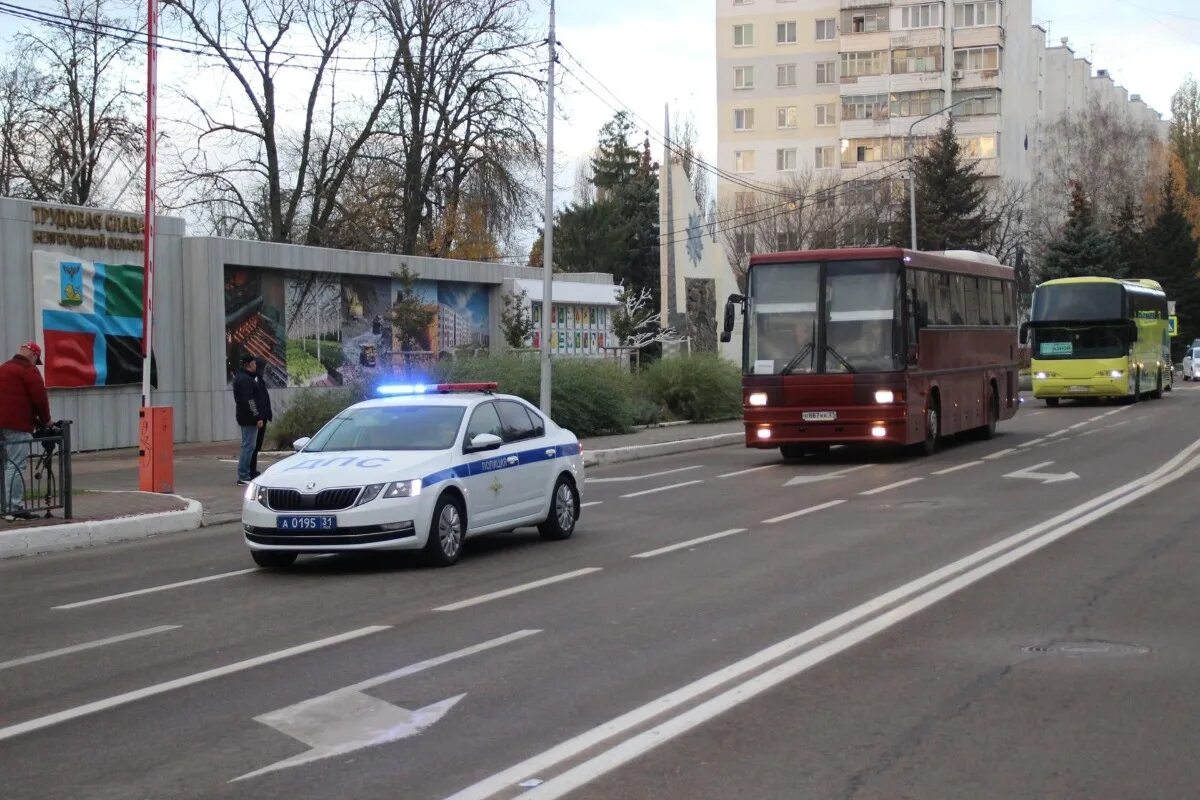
[611, 283, 675, 349]
[0, 0, 143, 205]
[162, 0, 403, 244]
[672, 110, 709, 213]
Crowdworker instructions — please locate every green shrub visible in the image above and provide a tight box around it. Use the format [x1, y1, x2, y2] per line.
[271, 387, 355, 449]
[640, 355, 743, 422]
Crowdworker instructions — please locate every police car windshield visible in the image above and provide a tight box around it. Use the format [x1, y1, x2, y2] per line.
[305, 405, 466, 452]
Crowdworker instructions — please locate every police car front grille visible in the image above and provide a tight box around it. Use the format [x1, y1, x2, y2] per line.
[267, 488, 362, 511]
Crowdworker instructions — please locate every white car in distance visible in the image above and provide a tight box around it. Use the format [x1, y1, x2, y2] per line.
[241, 383, 584, 568]
[1183, 347, 1200, 381]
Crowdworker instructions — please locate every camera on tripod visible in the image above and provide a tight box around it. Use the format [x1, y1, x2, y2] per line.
[32, 420, 64, 456]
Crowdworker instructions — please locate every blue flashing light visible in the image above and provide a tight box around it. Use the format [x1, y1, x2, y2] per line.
[377, 383, 429, 396]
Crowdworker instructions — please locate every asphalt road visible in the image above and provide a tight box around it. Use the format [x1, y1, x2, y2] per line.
[3, 387, 1200, 799]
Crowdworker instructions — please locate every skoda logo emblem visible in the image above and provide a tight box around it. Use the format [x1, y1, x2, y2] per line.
[305, 481, 317, 491]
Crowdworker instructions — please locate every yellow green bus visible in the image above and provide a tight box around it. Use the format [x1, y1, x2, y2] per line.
[1024, 277, 1170, 406]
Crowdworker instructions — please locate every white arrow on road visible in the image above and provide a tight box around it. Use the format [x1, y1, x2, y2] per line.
[784, 463, 874, 487]
[232, 629, 539, 782]
[1003, 461, 1080, 484]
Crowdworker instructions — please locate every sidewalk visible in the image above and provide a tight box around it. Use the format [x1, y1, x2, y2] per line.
[0, 420, 743, 557]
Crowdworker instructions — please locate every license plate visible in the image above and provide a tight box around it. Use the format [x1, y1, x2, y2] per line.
[802, 411, 837, 422]
[1068, 386, 1089, 393]
[276, 515, 337, 532]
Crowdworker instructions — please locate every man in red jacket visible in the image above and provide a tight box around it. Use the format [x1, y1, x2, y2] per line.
[0, 341, 51, 520]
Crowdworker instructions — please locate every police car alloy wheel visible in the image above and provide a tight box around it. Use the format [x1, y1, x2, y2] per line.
[538, 475, 578, 541]
[426, 494, 465, 566]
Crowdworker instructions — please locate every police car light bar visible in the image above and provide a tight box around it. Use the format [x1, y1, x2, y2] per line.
[377, 382, 498, 396]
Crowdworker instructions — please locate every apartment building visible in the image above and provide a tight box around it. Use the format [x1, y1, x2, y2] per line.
[716, 0, 1168, 245]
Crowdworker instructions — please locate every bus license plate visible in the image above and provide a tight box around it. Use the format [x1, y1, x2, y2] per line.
[1068, 386, 1089, 393]
[802, 411, 837, 422]
[277, 515, 337, 532]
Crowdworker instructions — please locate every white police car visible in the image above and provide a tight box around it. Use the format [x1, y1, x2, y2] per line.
[241, 383, 584, 568]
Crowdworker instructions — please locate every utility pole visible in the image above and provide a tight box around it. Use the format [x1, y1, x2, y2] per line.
[539, 0, 556, 417]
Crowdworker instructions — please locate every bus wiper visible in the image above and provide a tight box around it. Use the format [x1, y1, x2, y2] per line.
[780, 343, 814, 375]
[826, 345, 856, 373]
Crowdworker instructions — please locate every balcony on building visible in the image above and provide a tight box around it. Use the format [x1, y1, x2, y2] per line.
[838, 4, 890, 51]
[953, 68, 1001, 92]
[953, 25, 1004, 50]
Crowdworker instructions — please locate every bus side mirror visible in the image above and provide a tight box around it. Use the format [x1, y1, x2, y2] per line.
[1019, 322, 1029, 345]
[721, 294, 744, 343]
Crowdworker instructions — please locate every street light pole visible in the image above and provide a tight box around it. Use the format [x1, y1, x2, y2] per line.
[539, 0, 556, 417]
[906, 95, 991, 250]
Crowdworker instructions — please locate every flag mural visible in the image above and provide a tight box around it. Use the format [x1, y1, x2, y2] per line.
[32, 250, 155, 388]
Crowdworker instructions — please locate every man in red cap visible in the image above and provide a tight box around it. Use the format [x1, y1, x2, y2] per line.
[0, 341, 51, 520]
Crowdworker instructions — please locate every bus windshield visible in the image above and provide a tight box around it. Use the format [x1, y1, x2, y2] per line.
[747, 260, 902, 375]
[1032, 283, 1123, 321]
[1030, 324, 1130, 360]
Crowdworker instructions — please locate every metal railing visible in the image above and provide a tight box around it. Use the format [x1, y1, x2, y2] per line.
[0, 420, 73, 520]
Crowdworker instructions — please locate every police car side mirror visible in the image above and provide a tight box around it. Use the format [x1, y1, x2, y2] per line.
[467, 433, 503, 453]
[293, 437, 311, 451]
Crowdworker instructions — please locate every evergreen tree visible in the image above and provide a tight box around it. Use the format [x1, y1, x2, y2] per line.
[1144, 173, 1200, 354]
[894, 118, 990, 250]
[1109, 194, 1146, 279]
[1040, 182, 1117, 281]
[1171, 75, 1200, 197]
[591, 112, 642, 195]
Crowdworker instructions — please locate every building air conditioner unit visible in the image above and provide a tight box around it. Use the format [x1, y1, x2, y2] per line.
[951, 69, 964, 80]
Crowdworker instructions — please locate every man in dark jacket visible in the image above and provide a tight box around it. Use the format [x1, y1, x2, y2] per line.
[250, 357, 273, 479]
[0, 341, 51, 519]
[232, 353, 263, 486]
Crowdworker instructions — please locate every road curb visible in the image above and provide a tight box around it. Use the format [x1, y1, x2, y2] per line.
[583, 432, 744, 467]
[0, 496, 204, 559]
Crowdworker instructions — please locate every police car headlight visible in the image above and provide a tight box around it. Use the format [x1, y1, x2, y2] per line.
[244, 481, 261, 503]
[383, 479, 422, 499]
[355, 483, 385, 506]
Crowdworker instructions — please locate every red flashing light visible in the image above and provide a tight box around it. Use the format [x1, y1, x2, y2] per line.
[435, 382, 498, 393]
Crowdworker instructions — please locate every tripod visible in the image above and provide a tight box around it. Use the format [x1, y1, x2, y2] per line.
[32, 444, 57, 519]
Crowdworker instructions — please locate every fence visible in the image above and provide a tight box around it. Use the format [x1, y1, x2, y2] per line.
[0, 421, 73, 520]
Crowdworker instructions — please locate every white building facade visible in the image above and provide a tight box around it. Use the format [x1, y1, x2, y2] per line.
[715, 0, 1169, 245]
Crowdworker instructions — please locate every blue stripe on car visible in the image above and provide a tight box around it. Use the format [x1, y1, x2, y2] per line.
[421, 443, 579, 488]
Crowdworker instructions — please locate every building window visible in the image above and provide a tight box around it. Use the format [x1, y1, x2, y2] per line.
[815, 146, 836, 169]
[734, 109, 755, 132]
[734, 149, 756, 172]
[952, 89, 1001, 115]
[841, 137, 902, 165]
[898, 3, 942, 29]
[777, 106, 798, 128]
[776, 21, 797, 44]
[954, 46, 1000, 72]
[777, 64, 797, 87]
[776, 231, 800, 251]
[733, 24, 754, 47]
[892, 46, 943, 74]
[960, 134, 998, 158]
[815, 18, 836, 41]
[815, 103, 836, 126]
[734, 231, 756, 256]
[840, 50, 885, 78]
[732, 0, 752, 4]
[734, 66, 754, 89]
[816, 61, 836, 84]
[841, 7, 889, 34]
[734, 191, 755, 212]
[954, 1, 999, 28]
[841, 93, 888, 121]
[890, 90, 943, 118]
[777, 148, 798, 171]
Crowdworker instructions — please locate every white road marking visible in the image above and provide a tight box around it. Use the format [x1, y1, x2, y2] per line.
[0, 627, 389, 743]
[783, 463, 875, 487]
[54, 569, 259, 610]
[452, 438, 1200, 800]
[434, 569, 602, 612]
[1078, 428, 1103, 437]
[761, 500, 845, 525]
[983, 448, 1018, 460]
[587, 466, 702, 484]
[1019, 438, 1047, 447]
[1105, 420, 1130, 429]
[0, 625, 179, 671]
[718, 464, 777, 479]
[233, 630, 540, 781]
[931, 460, 983, 476]
[1004, 461, 1080, 484]
[859, 477, 924, 496]
[620, 480, 704, 499]
[580, 501, 603, 509]
[631, 530, 748, 559]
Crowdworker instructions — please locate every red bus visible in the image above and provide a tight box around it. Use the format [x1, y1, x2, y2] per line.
[720, 247, 1020, 456]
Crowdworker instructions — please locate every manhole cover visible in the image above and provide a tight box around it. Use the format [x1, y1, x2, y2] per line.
[1021, 640, 1150, 657]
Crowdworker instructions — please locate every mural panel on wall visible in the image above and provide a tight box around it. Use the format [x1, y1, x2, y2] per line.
[530, 302, 609, 355]
[224, 266, 495, 385]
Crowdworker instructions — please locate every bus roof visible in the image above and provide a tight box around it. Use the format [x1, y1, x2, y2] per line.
[1037, 276, 1166, 297]
[748, 247, 1014, 280]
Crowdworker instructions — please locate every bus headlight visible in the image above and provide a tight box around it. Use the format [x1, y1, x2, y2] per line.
[1034, 371, 1049, 380]
[756, 427, 772, 440]
[874, 390, 895, 404]
[1108, 370, 1124, 379]
[748, 392, 768, 407]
